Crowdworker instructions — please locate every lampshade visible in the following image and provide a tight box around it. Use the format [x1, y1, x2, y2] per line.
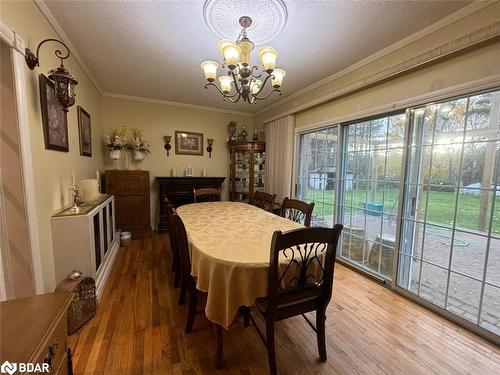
[219, 75, 233, 94]
[258, 46, 278, 72]
[201, 61, 219, 82]
[250, 79, 262, 95]
[222, 42, 241, 69]
[217, 39, 234, 56]
[271, 69, 286, 88]
[238, 38, 254, 65]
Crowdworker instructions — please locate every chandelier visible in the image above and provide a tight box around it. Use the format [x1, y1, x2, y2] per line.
[200, 16, 285, 104]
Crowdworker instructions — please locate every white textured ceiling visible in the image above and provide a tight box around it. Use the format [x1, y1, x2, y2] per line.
[44, 0, 471, 114]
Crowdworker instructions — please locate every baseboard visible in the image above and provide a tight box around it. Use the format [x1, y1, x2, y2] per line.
[95, 238, 120, 301]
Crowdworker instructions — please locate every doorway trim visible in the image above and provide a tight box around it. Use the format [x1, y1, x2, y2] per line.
[0, 21, 44, 295]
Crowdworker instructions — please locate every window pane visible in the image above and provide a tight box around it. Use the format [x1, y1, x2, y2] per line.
[480, 284, 500, 335]
[422, 224, 452, 269]
[419, 262, 448, 308]
[486, 238, 500, 287]
[451, 232, 487, 280]
[447, 272, 481, 323]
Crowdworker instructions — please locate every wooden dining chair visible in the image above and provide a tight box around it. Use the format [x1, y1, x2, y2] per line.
[281, 197, 315, 227]
[171, 213, 204, 332]
[249, 224, 343, 375]
[165, 203, 181, 289]
[250, 191, 276, 212]
[193, 187, 221, 202]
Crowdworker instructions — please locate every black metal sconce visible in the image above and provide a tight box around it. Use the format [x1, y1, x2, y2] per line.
[206, 138, 214, 158]
[25, 39, 78, 112]
[164, 135, 172, 156]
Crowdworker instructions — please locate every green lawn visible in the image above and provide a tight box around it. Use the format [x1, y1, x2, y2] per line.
[306, 188, 499, 234]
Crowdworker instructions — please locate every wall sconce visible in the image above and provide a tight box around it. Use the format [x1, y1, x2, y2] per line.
[206, 138, 214, 158]
[25, 39, 78, 112]
[164, 135, 172, 156]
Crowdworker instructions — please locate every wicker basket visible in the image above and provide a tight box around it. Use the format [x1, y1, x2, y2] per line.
[56, 275, 97, 335]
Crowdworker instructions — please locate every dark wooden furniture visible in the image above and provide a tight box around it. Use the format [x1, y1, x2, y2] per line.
[249, 225, 343, 375]
[228, 141, 265, 202]
[165, 203, 180, 289]
[193, 187, 221, 202]
[281, 197, 316, 227]
[250, 191, 276, 212]
[172, 213, 205, 333]
[105, 170, 151, 239]
[0, 291, 73, 375]
[156, 177, 225, 233]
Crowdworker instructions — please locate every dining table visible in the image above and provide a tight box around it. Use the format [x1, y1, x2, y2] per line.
[176, 201, 303, 366]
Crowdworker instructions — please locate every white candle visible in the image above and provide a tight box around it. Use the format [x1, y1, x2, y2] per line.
[202, 168, 207, 177]
[72, 172, 76, 186]
[171, 167, 176, 177]
[96, 170, 100, 180]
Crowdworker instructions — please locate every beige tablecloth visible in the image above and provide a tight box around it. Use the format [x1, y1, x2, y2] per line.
[176, 201, 303, 329]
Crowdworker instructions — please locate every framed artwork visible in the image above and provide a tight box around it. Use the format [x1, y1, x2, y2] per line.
[39, 74, 69, 152]
[175, 131, 204, 156]
[77, 106, 92, 157]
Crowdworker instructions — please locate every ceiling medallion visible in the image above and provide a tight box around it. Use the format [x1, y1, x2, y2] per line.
[201, 16, 285, 104]
[203, 0, 287, 44]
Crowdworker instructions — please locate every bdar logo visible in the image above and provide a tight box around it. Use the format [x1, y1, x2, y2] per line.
[0, 361, 17, 375]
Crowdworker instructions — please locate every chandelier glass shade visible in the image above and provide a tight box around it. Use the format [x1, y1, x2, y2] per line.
[201, 16, 285, 104]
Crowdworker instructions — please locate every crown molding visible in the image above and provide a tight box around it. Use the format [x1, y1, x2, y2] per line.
[34, 0, 103, 95]
[102, 92, 254, 117]
[255, 1, 494, 116]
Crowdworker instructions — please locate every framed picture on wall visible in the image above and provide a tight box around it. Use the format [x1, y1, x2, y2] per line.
[174, 131, 204, 156]
[77, 106, 92, 157]
[39, 74, 69, 152]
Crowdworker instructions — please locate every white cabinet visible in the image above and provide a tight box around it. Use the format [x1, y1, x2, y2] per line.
[51, 195, 119, 299]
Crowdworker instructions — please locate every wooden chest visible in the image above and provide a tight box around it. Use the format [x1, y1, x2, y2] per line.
[0, 292, 73, 374]
[105, 170, 151, 239]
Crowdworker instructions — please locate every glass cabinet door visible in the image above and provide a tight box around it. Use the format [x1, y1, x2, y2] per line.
[254, 150, 266, 192]
[236, 149, 251, 194]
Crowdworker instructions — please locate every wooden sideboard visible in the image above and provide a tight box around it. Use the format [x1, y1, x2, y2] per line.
[105, 170, 151, 239]
[156, 176, 225, 233]
[0, 292, 73, 375]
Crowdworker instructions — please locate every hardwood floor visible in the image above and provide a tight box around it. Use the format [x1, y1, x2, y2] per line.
[68, 235, 500, 374]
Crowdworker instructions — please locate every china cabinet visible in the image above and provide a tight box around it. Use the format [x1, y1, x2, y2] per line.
[228, 141, 266, 202]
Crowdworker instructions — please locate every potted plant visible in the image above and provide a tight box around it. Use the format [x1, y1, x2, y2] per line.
[130, 128, 150, 161]
[105, 126, 127, 160]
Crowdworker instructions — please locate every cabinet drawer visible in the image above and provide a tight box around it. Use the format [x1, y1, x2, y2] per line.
[32, 316, 67, 375]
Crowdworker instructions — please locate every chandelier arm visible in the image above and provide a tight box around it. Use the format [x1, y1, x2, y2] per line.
[228, 92, 242, 103]
[204, 82, 240, 98]
[253, 88, 282, 101]
[253, 73, 274, 96]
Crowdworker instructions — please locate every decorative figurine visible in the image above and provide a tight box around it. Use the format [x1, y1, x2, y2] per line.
[227, 121, 237, 143]
[238, 124, 248, 141]
[253, 128, 259, 141]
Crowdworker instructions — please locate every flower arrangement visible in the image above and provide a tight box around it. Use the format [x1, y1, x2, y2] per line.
[104, 126, 128, 150]
[130, 128, 150, 154]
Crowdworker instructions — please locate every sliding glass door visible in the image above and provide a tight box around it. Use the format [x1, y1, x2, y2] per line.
[294, 89, 500, 338]
[339, 113, 406, 280]
[296, 127, 338, 227]
[398, 91, 500, 336]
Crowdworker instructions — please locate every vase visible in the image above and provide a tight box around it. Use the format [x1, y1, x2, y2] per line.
[110, 150, 121, 160]
[134, 151, 144, 161]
